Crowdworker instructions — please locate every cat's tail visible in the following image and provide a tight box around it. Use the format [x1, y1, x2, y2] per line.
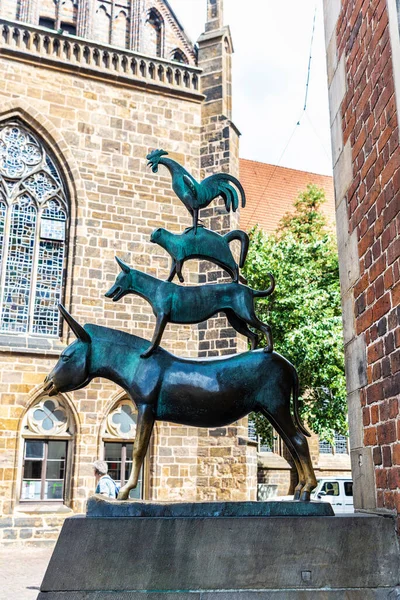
[224, 230, 250, 268]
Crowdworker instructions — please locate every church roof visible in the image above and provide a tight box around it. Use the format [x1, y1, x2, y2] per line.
[239, 158, 335, 233]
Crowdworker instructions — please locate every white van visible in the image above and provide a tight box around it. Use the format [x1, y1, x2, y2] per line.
[311, 477, 354, 513]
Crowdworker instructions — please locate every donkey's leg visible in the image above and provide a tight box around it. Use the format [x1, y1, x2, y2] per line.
[261, 404, 317, 501]
[226, 310, 258, 350]
[141, 314, 168, 358]
[118, 404, 155, 500]
[259, 408, 305, 500]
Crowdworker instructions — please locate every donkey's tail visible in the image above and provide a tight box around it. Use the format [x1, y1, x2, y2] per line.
[293, 367, 311, 437]
[252, 273, 275, 297]
[224, 230, 250, 268]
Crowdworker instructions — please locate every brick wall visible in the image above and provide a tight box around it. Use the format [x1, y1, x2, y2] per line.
[0, 1, 258, 543]
[323, 0, 400, 516]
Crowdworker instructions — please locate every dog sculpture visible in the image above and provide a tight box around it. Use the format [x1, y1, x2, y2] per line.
[44, 305, 317, 501]
[105, 257, 275, 358]
[150, 226, 249, 283]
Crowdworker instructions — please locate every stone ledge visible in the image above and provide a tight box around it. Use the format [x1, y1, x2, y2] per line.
[37, 589, 400, 599]
[0, 19, 204, 103]
[86, 496, 334, 518]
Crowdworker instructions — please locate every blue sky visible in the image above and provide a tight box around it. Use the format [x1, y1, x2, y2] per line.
[168, 1, 333, 175]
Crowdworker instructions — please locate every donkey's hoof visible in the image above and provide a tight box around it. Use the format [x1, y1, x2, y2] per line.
[117, 486, 130, 500]
[264, 345, 273, 353]
[300, 490, 311, 502]
[293, 490, 301, 501]
[140, 350, 152, 359]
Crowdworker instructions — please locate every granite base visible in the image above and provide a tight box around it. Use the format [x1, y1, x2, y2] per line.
[37, 501, 400, 600]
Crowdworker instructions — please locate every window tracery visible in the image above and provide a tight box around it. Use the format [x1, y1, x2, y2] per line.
[26, 397, 70, 436]
[105, 400, 137, 438]
[0, 122, 68, 337]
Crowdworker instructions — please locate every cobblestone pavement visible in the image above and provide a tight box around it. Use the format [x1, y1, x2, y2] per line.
[0, 545, 54, 600]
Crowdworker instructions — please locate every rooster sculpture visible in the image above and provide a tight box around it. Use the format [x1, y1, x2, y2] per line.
[147, 149, 246, 232]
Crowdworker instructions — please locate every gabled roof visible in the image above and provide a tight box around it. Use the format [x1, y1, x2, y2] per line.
[239, 159, 335, 233]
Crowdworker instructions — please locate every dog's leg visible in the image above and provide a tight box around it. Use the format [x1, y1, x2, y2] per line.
[242, 314, 273, 353]
[167, 261, 177, 282]
[118, 404, 155, 500]
[141, 313, 168, 358]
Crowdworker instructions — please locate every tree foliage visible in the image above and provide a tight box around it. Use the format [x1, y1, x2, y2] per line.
[243, 184, 346, 443]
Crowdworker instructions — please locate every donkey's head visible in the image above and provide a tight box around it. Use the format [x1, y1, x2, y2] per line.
[104, 257, 132, 302]
[43, 305, 92, 396]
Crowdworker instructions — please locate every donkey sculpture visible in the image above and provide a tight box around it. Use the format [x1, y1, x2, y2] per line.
[44, 306, 317, 502]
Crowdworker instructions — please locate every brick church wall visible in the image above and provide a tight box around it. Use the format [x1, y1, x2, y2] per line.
[0, 0, 257, 543]
[323, 0, 400, 517]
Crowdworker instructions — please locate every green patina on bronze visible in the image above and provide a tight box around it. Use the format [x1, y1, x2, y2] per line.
[44, 305, 317, 502]
[150, 226, 249, 283]
[146, 149, 246, 232]
[44, 150, 319, 505]
[105, 257, 275, 357]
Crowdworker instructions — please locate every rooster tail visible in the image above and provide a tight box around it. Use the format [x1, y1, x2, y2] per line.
[220, 174, 246, 208]
[224, 230, 250, 268]
[202, 173, 246, 210]
[220, 184, 237, 212]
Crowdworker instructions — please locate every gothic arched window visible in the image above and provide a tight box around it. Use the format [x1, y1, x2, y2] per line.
[102, 400, 145, 500]
[147, 8, 163, 57]
[171, 48, 188, 64]
[0, 122, 68, 337]
[21, 396, 75, 502]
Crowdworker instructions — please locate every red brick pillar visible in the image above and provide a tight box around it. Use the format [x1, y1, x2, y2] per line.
[323, 0, 400, 517]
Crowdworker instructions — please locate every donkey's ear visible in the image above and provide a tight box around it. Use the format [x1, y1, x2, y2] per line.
[115, 256, 130, 274]
[58, 304, 91, 344]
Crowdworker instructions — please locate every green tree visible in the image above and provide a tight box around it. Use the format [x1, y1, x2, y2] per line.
[244, 184, 346, 443]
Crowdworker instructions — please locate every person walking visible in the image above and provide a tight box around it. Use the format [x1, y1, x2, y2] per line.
[93, 460, 119, 498]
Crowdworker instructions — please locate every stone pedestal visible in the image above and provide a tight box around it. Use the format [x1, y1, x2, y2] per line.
[37, 500, 400, 599]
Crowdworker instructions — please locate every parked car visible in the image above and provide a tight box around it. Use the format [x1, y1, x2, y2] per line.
[311, 477, 354, 513]
[276, 477, 354, 514]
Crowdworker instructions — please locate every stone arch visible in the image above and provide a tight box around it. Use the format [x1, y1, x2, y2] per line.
[15, 387, 80, 506]
[98, 391, 149, 499]
[113, 10, 128, 49]
[94, 4, 111, 45]
[146, 7, 164, 58]
[0, 100, 84, 341]
[59, 0, 78, 35]
[170, 48, 188, 64]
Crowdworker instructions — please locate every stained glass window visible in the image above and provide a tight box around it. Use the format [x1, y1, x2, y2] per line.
[0, 122, 68, 337]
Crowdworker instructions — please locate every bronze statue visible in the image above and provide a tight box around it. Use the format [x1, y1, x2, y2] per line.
[150, 226, 249, 283]
[105, 257, 274, 357]
[44, 150, 319, 504]
[44, 305, 317, 502]
[146, 149, 246, 233]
